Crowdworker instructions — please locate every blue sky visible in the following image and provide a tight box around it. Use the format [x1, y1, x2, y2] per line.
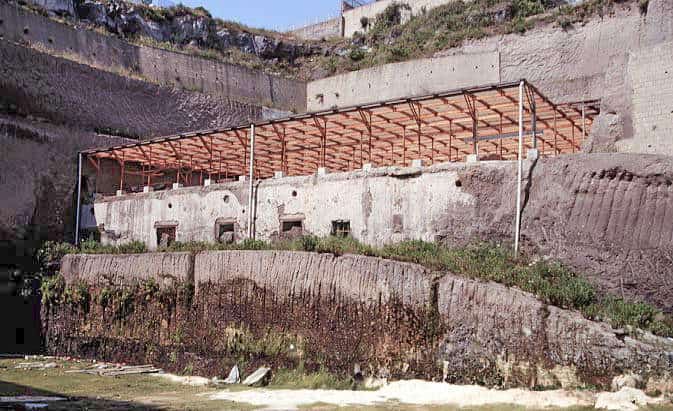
[178, 1, 342, 31]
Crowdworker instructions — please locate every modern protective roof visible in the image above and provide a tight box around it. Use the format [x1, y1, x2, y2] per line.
[82, 80, 599, 179]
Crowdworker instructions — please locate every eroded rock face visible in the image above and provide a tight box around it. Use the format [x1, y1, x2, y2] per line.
[25, 0, 323, 62]
[48, 250, 673, 389]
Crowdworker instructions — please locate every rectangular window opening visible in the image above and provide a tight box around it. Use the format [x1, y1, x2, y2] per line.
[156, 226, 176, 247]
[281, 219, 303, 233]
[331, 220, 351, 237]
[216, 221, 235, 244]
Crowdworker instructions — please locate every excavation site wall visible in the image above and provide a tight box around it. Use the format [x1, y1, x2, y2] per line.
[44, 250, 673, 389]
[307, 0, 673, 156]
[94, 153, 673, 312]
[0, 2, 306, 112]
[0, 40, 261, 138]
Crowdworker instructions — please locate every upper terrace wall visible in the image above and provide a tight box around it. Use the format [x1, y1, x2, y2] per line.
[288, 17, 343, 41]
[306, 52, 499, 110]
[0, 2, 306, 112]
[342, 0, 459, 38]
[94, 153, 673, 312]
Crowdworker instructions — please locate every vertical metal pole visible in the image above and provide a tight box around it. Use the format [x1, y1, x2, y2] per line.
[74, 152, 83, 245]
[582, 102, 586, 142]
[402, 126, 407, 166]
[247, 124, 256, 239]
[553, 111, 558, 156]
[515, 81, 524, 256]
[532, 99, 537, 149]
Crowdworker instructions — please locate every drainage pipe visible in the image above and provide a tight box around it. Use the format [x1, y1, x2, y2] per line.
[74, 152, 83, 245]
[247, 124, 256, 239]
[514, 81, 524, 256]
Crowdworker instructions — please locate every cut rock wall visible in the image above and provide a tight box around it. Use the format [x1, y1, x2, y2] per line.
[51, 250, 673, 388]
[0, 114, 132, 268]
[0, 2, 306, 112]
[0, 40, 260, 137]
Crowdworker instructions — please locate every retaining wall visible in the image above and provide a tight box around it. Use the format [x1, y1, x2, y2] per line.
[0, 2, 306, 112]
[306, 52, 499, 111]
[51, 249, 673, 388]
[288, 17, 342, 41]
[342, 0, 460, 38]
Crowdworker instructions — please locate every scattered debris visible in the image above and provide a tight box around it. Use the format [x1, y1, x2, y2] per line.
[0, 397, 66, 403]
[595, 387, 666, 410]
[242, 367, 271, 386]
[66, 364, 161, 376]
[222, 365, 240, 384]
[154, 373, 211, 386]
[611, 373, 643, 391]
[364, 376, 388, 389]
[14, 362, 57, 370]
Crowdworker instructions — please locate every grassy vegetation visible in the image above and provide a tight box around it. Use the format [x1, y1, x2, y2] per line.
[40, 235, 673, 338]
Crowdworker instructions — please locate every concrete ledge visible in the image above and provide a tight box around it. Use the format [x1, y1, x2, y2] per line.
[143, 186, 154, 193]
[116, 190, 124, 197]
[466, 154, 479, 163]
[274, 171, 285, 179]
[317, 167, 329, 176]
[172, 183, 183, 190]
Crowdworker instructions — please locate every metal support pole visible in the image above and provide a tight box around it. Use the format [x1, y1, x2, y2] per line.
[74, 152, 83, 245]
[247, 124, 256, 239]
[515, 81, 524, 256]
[532, 100, 537, 149]
[582, 102, 586, 142]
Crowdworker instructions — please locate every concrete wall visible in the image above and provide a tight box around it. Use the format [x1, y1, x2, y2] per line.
[94, 162, 474, 249]
[306, 52, 499, 111]
[342, 0, 460, 38]
[288, 17, 343, 41]
[0, 2, 306, 112]
[616, 41, 673, 154]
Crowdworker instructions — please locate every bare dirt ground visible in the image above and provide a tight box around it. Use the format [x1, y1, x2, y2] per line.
[0, 357, 671, 410]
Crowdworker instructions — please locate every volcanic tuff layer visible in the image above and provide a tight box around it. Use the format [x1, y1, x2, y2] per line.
[48, 250, 673, 389]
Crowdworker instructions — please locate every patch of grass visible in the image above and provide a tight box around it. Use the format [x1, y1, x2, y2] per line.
[271, 368, 353, 390]
[79, 239, 147, 254]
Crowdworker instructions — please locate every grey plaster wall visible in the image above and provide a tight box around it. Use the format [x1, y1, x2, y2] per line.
[94, 161, 475, 249]
[0, 2, 306, 112]
[306, 52, 500, 111]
